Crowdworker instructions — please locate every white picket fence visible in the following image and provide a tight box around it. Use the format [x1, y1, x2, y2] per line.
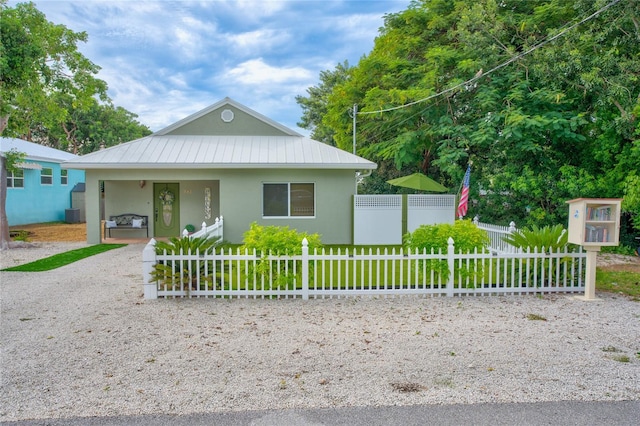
[185, 216, 223, 240]
[142, 237, 586, 300]
[473, 216, 519, 253]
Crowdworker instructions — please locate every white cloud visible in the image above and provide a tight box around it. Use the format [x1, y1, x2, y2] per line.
[215, 0, 288, 21]
[12, 0, 409, 134]
[226, 29, 291, 56]
[227, 58, 313, 85]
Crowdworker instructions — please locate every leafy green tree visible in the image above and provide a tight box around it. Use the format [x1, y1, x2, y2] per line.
[0, 1, 108, 249]
[0, 1, 108, 138]
[0, 2, 151, 249]
[296, 61, 351, 146]
[48, 102, 151, 154]
[319, 0, 639, 245]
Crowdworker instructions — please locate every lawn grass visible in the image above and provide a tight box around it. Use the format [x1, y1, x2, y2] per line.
[596, 269, 640, 300]
[2, 244, 127, 272]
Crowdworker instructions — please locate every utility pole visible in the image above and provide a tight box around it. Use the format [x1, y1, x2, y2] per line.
[352, 104, 357, 154]
[353, 104, 358, 194]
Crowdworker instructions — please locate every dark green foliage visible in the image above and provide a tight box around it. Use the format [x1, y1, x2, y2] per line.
[316, 0, 639, 247]
[295, 61, 351, 146]
[0, 2, 150, 151]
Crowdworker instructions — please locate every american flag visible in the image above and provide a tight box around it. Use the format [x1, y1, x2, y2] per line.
[457, 165, 471, 219]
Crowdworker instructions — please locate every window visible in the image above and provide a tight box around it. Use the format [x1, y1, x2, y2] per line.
[263, 183, 315, 217]
[7, 169, 24, 188]
[41, 167, 53, 185]
[61, 169, 68, 185]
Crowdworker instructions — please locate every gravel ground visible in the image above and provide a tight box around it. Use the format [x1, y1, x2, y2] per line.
[1, 243, 639, 422]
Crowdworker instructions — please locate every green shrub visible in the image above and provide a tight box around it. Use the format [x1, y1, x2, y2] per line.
[241, 222, 322, 289]
[403, 220, 489, 286]
[502, 224, 573, 287]
[241, 222, 322, 255]
[501, 224, 568, 251]
[10, 230, 30, 241]
[403, 220, 490, 253]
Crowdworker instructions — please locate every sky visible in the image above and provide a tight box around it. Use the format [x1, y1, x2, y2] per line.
[16, 0, 410, 134]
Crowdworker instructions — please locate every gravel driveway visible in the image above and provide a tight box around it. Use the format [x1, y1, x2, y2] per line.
[1, 243, 639, 422]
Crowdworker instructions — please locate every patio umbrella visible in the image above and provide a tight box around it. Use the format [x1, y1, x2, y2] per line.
[386, 172, 448, 193]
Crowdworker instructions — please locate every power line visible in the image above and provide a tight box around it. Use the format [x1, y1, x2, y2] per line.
[356, 0, 622, 116]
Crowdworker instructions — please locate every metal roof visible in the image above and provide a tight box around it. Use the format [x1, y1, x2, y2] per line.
[1, 137, 78, 163]
[63, 135, 377, 170]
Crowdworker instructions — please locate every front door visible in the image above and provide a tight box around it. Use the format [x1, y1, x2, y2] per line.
[154, 183, 180, 237]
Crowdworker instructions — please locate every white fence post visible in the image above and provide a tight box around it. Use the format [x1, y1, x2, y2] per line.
[301, 238, 309, 300]
[447, 237, 455, 297]
[142, 238, 158, 299]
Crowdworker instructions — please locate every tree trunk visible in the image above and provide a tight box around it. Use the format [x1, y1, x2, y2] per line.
[0, 115, 8, 134]
[0, 155, 11, 250]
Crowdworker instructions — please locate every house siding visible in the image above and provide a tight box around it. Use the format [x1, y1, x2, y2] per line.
[219, 168, 355, 244]
[164, 105, 290, 137]
[85, 168, 356, 244]
[6, 161, 85, 226]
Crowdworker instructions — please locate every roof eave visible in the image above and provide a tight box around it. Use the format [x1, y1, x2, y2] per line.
[63, 162, 378, 170]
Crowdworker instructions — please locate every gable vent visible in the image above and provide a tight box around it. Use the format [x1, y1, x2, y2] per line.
[221, 109, 234, 123]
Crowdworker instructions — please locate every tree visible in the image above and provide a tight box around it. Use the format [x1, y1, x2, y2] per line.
[45, 102, 151, 154]
[296, 61, 351, 146]
[0, 149, 25, 249]
[0, 2, 108, 135]
[319, 0, 639, 242]
[0, 1, 108, 249]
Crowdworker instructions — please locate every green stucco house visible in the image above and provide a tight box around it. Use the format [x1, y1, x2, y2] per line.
[63, 97, 377, 244]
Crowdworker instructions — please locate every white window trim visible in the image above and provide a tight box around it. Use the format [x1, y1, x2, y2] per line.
[7, 169, 24, 189]
[41, 167, 53, 185]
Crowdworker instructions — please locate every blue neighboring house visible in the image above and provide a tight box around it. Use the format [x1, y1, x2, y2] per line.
[1, 137, 85, 226]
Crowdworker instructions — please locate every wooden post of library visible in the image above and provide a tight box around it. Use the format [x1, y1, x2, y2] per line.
[566, 198, 622, 301]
